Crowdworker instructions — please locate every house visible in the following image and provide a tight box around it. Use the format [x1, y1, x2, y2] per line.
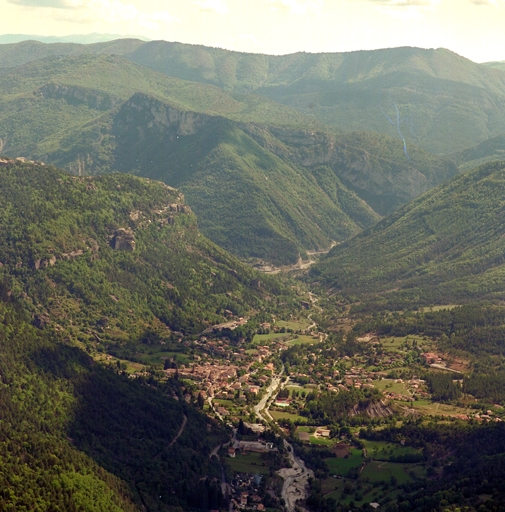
[243, 422, 266, 433]
[317, 428, 331, 438]
[421, 352, 442, 364]
[228, 447, 236, 457]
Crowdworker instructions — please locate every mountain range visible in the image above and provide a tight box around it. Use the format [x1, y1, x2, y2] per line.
[313, 160, 505, 309]
[3, 36, 505, 512]
[3, 40, 505, 155]
[0, 33, 151, 45]
[0, 43, 463, 263]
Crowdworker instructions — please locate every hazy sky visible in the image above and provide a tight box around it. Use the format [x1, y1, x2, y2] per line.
[1, 0, 505, 63]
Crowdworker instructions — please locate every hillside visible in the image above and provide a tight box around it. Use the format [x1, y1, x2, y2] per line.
[125, 43, 505, 155]
[0, 52, 459, 263]
[313, 160, 505, 308]
[0, 158, 295, 340]
[3, 41, 505, 154]
[483, 60, 505, 71]
[450, 132, 505, 171]
[3, 40, 505, 155]
[0, 282, 229, 512]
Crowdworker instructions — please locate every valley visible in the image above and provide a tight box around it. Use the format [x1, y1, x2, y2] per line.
[2, 34, 505, 512]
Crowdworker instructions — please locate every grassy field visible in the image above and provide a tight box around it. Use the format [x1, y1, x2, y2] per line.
[361, 440, 420, 461]
[287, 335, 319, 346]
[226, 452, 270, 475]
[131, 343, 191, 367]
[310, 437, 334, 446]
[374, 379, 411, 395]
[325, 448, 365, 476]
[276, 319, 311, 331]
[286, 384, 307, 393]
[214, 399, 235, 408]
[381, 335, 425, 351]
[413, 400, 471, 417]
[270, 410, 308, 423]
[296, 426, 317, 433]
[253, 332, 292, 343]
[361, 461, 415, 484]
[419, 305, 460, 313]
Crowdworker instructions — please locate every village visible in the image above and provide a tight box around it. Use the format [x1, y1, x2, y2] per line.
[106, 308, 505, 511]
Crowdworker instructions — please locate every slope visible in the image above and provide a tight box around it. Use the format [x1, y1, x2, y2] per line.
[0, 52, 458, 263]
[0, 283, 228, 512]
[4, 41, 505, 155]
[37, 90, 456, 261]
[125, 42, 505, 155]
[450, 132, 505, 171]
[0, 157, 294, 341]
[483, 60, 505, 72]
[313, 160, 505, 308]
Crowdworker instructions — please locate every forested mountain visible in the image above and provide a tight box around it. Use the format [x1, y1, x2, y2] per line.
[450, 132, 505, 171]
[484, 60, 505, 71]
[0, 52, 458, 263]
[3, 40, 505, 155]
[313, 160, 505, 309]
[0, 158, 294, 341]
[0, 280, 228, 511]
[0, 33, 150, 45]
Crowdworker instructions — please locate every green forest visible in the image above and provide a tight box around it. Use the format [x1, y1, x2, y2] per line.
[0, 281, 228, 511]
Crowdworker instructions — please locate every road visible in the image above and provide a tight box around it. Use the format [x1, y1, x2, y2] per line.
[169, 414, 187, 446]
[253, 363, 284, 422]
[278, 439, 314, 512]
[208, 397, 223, 421]
[250, 365, 312, 512]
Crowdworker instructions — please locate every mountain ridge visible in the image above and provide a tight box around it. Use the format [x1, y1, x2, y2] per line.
[3, 39, 505, 154]
[313, 160, 505, 308]
[0, 52, 459, 263]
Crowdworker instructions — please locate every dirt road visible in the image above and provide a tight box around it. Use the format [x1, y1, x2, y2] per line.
[169, 414, 187, 446]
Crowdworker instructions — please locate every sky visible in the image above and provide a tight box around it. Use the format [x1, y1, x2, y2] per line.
[1, 0, 505, 63]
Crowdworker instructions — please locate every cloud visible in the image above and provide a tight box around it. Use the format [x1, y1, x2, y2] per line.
[238, 33, 259, 44]
[226, 33, 260, 52]
[266, 0, 323, 15]
[363, 0, 438, 6]
[359, 0, 441, 19]
[192, 0, 228, 14]
[8, 0, 179, 29]
[7, 0, 74, 7]
[470, 0, 504, 4]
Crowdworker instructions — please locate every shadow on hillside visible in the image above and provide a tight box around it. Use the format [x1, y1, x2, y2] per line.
[30, 343, 227, 511]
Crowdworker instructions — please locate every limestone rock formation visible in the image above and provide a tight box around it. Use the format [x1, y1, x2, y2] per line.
[111, 228, 136, 251]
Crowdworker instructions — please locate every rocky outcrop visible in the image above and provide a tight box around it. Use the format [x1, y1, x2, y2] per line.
[169, 203, 192, 214]
[34, 313, 51, 329]
[350, 400, 395, 418]
[241, 123, 459, 216]
[114, 93, 211, 141]
[111, 228, 136, 251]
